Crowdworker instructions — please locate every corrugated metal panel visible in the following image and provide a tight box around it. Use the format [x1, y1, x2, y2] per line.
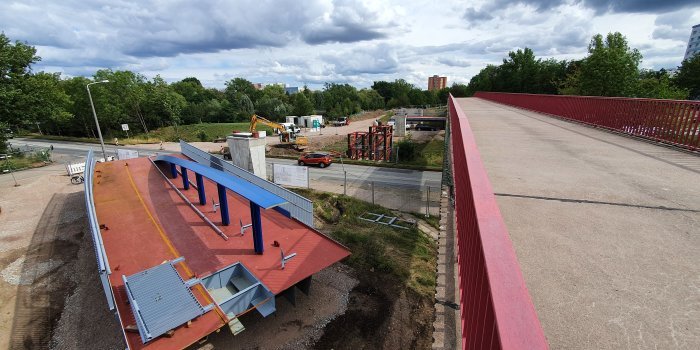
[123, 259, 212, 343]
[180, 141, 314, 227]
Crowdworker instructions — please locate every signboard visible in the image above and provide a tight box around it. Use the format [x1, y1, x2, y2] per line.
[121, 124, 129, 131]
[117, 149, 139, 160]
[273, 163, 308, 188]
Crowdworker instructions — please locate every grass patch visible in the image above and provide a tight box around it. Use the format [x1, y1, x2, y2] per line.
[379, 111, 395, 123]
[413, 212, 441, 230]
[24, 134, 161, 145]
[137, 123, 274, 142]
[1, 153, 52, 172]
[25, 122, 276, 144]
[290, 188, 437, 297]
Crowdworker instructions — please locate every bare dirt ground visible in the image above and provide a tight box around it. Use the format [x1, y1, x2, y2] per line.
[0, 162, 435, 350]
[0, 164, 125, 349]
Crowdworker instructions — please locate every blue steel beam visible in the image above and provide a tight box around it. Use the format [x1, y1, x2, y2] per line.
[154, 155, 287, 209]
[170, 163, 178, 178]
[218, 184, 230, 226]
[181, 166, 190, 190]
[250, 202, 264, 254]
[196, 174, 206, 205]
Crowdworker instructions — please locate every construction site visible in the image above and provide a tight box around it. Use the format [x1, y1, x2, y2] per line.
[0, 110, 444, 350]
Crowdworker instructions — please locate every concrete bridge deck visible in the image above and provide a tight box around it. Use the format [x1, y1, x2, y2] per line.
[456, 98, 700, 349]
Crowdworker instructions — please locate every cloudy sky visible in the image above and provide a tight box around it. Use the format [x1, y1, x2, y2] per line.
[2, 0, 699, 89]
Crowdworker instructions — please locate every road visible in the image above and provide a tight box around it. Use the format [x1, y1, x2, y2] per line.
[8, 138, 442, 190]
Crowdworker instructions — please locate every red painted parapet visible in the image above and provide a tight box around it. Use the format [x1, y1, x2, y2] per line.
[448, 95, 548, 350]
[475, 92, 700, 151]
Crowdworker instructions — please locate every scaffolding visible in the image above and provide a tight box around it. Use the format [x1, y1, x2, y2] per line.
[347, 125, 393, 161]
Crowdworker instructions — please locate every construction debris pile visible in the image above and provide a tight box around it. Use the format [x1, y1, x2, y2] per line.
[347, 125, 393, 161]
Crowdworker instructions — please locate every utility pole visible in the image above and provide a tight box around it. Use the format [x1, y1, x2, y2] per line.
[87, 80, 110, 161]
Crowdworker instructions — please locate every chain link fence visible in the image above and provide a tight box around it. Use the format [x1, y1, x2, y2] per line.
[280, 174, 442, 217]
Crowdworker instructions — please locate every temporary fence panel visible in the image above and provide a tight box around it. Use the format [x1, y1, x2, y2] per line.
[273, 163, 309, 188]
[180, 141, 315, 228]
[449, 94, 548, 349]
[117, 149, 139, 160]
[475, 92, 700, 151]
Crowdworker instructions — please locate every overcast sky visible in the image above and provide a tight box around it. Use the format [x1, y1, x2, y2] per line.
[2, 0, 699, 90]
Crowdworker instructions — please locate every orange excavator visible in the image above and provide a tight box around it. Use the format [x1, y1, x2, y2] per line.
[249, 114, 308, 149]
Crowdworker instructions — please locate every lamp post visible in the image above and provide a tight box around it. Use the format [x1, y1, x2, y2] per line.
[87, 80, 110, 161]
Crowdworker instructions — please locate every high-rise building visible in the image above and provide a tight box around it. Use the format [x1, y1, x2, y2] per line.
[684, 24, 700, 62]
[428, 75, 447, 91]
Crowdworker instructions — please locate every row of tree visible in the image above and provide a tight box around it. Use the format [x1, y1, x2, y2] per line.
[1, 33, 469, 138]
[466, 32, 700, 100]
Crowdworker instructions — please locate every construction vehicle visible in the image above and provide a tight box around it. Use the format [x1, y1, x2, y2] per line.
[249, 114, 308, 149]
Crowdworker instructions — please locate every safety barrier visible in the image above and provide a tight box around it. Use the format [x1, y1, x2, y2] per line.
[448, 95, 548, 349]
[475, 92, 700, 151]
[84, 150, 115, 310]
[180, 141, 315, 228]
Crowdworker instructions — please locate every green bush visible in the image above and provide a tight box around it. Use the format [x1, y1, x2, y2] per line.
[196, 130, 208, 141]
[396, 138, 417, 161]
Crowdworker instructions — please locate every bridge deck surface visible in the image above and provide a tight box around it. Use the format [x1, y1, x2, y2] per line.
[457, 98, 700, 349]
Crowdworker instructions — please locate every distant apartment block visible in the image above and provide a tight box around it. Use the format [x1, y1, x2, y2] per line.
[428, 75, 447, 91]
[285, 86, 299, 95]
[684, 24, 700, 61]
[252, 83, 264, 90]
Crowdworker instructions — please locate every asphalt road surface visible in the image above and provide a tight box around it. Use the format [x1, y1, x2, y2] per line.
[9, 138, 442, 190]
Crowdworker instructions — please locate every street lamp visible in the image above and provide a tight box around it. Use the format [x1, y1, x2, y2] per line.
[87, 80, 110, 161]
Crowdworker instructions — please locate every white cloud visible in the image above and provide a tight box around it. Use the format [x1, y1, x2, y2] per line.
[1, 0, 699, 89]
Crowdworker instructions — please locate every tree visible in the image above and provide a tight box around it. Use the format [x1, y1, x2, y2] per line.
[498, 48, 539, 93]
[466, 65, 499, 94]
[450, 83, 470, 97]
[14, 72, 71, 134]
[578, 32, 642, 97]
[323, 83, 360, 118]
[291, 92, 314, 116]
[0, 33, 41, 127]
[358, 89, 384, 110]
[255, 97, 289, 120]
[636, 69, 688, 100]
[674, 54, 700, 99]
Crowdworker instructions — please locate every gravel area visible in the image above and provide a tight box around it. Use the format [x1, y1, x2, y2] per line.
[199, 263, 358, 350]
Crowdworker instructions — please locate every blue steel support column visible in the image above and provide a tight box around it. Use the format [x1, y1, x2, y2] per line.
[250, 202, 264, 254]
[196, 174, 206, 205]
[180, 166, 190, 190]
[217, 184, 230, 226]
[170, 163, 178, 178]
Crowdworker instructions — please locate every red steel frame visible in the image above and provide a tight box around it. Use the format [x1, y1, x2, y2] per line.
[347, 125, 393, 160]
[475, 92, 700, 151]
[448, 95, 548, 349]
[347, 131, 368, 159]
[369, 125, 393, 161]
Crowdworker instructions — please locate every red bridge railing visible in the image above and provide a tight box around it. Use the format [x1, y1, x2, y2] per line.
[475, 92, 700, 151]
[448, 95, 548, 349]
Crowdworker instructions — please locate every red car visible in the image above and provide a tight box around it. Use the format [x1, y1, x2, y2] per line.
[298, 152, 332, 168]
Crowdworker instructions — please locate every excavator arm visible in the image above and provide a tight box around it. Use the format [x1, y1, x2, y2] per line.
[249, 114, 286, 133]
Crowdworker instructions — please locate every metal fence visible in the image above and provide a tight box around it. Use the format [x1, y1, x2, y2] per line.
[180, 141, 315, 227]
[448, 94, 548, 349]
[476, 91, 700, 151]
[281, 176, 440, 217]
[83, 150, 116, 311]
